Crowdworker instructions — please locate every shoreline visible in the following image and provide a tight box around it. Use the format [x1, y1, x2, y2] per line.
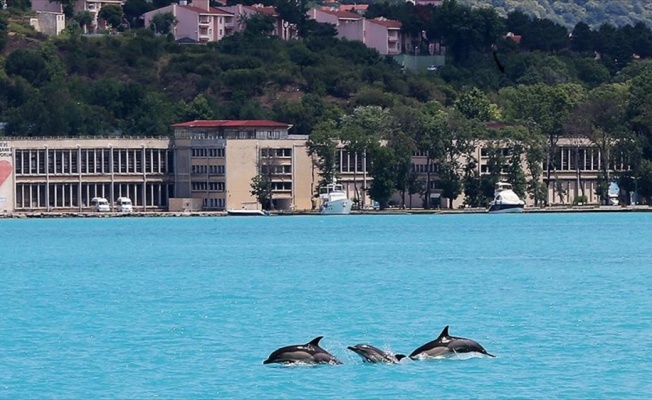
[0, 205, 650, 219]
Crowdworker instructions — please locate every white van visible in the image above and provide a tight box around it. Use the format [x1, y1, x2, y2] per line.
[116, 197, 133, 213]
[90, 197, 110, 212]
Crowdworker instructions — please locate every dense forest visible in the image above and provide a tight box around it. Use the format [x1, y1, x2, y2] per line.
[1, 0, 652, 206]
[460, 0, 652, 28]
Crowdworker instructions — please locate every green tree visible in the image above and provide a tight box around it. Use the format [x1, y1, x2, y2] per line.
[150, 12, 177, 35]
[438, 111, 479, 208]
[73, 11, 94, 33]
[250, 174, 272, 210]
[339, 106, 392, 208]
[417, 107, 448, 209]
[565, 85, 628, 204]
[243, 13, 275, 38]
[367, 145, 398, 209]
[454, 87, 495, 122]
[499, 83, 587, 203]
[0, 12, 8, 52]
[98, 4, 124, 30]
[180, 94, 214, 121]
[306, 119, 340, 194]
[506, 142, 527, 198]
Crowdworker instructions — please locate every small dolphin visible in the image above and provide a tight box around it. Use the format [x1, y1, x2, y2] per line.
[409, 326, 495, 359]
[263, 336, 342, 365]
[347, 344, 406, 364]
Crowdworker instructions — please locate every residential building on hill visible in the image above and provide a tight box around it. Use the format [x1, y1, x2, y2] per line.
[31, 0, 125, 32]
[220, 4, 297, 40]
[307, 8, 402, 55]
[142, 0, 234, 43]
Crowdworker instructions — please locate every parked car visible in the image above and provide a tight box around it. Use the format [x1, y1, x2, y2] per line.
[116, 197, 133, 213]
[90, 197, 110, 212]
[426, 65, 439, 71]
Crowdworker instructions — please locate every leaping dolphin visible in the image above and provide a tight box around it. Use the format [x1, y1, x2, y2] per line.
[263, 336, 342, 365]
[347, 344, 406, 364]
[409, 326, 495, 359]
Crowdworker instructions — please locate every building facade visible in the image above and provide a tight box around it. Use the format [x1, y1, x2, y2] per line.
[170, 120, 314, 211]
[0, 137, 172, 213]
[142, 0, 234, 43]
[0, 122, 630, 214]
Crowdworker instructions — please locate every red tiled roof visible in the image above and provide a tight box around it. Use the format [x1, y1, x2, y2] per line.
[318, 8, 363, 20]
[246, 5, 278, 16]
[172, 120, 291, 128]
[369, 17, 402, 29]
[339, 4, 368, 12]
[179, 4, 233, 15]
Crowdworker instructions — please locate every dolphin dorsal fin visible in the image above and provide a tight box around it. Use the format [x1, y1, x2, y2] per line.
[437, 326, 450, 340]
[307, 336, 323, 346]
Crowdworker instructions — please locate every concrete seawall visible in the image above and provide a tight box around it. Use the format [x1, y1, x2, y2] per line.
[1, 205, 650, 219]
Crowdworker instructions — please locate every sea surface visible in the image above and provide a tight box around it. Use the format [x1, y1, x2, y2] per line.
[1, 212, 651, 399]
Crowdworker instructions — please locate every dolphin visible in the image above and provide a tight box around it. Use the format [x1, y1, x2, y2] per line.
[409, 326, 495, 359]
[347, 344, 406, 364]
[263, 336, 342, 365]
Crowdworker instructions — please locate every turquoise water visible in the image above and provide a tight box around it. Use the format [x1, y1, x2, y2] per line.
[1, 213, 651, 399]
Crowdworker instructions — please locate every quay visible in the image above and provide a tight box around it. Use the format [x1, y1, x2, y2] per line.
[1, 205, 649, 219]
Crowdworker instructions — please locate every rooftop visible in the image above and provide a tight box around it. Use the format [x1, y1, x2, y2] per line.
[171, 120, 292, 129]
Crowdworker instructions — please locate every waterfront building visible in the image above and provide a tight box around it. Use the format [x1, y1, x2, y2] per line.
[170, 120, 314, 212]
[0, 123, 630, 214]
[0, 137, 172, 213]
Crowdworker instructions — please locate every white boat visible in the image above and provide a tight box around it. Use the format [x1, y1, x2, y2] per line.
[488, 182, 525, 213]
[227, 202, 269, 216]
[226, 209, 269, 216]
[319, 180, 353, 215]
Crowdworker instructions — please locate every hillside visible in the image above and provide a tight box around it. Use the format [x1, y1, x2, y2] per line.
[460, 0, 652, 28]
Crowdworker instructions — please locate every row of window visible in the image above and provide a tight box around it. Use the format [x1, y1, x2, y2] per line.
[192, 148, 225, 158]
[14, 149, 169, 175]
[261, 148, 292, 158]
[14, 182, 170, 209]
[192, 182, 225, 192]
[203, 198, 226, 209]
[545, 147, 628, 172]
[261, 165, 291, 174]
[192, 165, 225, 174]
[412, 163, 438, 173]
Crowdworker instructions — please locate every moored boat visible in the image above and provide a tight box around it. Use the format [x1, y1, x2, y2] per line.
[488, 182, 525, 213]
[319, 179, 353, 215]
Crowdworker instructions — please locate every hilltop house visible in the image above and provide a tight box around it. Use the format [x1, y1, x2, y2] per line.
[31, 0, 125, 32]
[307, 8, 402, 55]
[142, 0, 234, 43]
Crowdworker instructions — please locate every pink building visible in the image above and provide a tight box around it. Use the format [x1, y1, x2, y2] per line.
[307, 8, 402, 55]
[31, 0, 124, 31]
[220, 4, 296, 40]
[364, 17, 402, 56]
[143, 0, 234, 43]
[307, 8, 364, 42]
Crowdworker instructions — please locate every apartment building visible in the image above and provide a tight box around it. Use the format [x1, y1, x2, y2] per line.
[220, 4, 297, 40]
[143, 0, 234, 43]
[31, 0, 125, 31]
[0, 137, 172, 213]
